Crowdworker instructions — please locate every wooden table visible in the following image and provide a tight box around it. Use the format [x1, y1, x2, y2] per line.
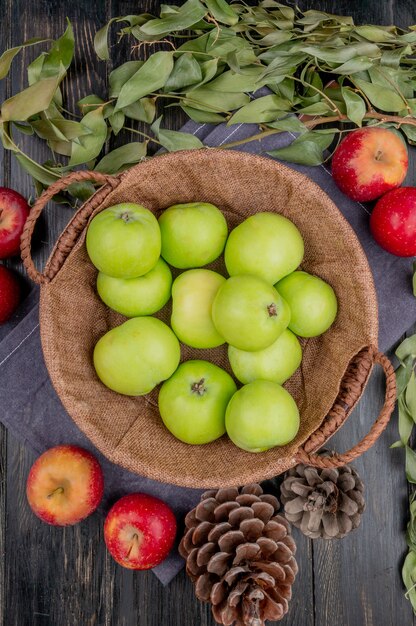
[0, 1, 415, 624]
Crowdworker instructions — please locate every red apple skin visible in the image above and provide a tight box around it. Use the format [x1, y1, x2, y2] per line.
[104, 493, 177, 570]
[331, 127, 408, 202]
[0, 187, 30, 258]
[0, 265, 20, 324]
[26, 445, 104, 526]
[370, 187, 416, 257]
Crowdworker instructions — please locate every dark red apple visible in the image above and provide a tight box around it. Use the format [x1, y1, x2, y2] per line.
[0, 187, 30, 258]
[26, 445, 104, 526]
[0, 265, 20, 324]
[104, 493, 177, 570]
[370, 187, 416, 257]
[331, 127, 408, 202]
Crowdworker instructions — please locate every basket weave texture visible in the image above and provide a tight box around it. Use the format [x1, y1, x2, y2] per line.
[21, 150, 396, 488]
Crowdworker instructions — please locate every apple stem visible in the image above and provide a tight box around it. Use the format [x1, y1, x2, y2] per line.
[125, 533, 139, 560]
[47, 486, 64, 499]
[120, 212, 131, 223]
[191, 378, 207, 396]
[267, 303, 277, 317]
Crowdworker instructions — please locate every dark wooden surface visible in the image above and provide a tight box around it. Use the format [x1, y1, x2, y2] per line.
[0, 1, 415, 625]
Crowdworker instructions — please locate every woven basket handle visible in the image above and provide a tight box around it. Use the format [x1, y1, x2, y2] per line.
[21, 170, 119, 285]
[295, 350, 396, 469]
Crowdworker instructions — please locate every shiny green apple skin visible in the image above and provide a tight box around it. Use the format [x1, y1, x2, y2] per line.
[275, 271, 338, 338]
[86, 203, 161, 278]
[93, 317, 180, 396]
[225, 380, 300, 452]
[171, 269, 225, 349]
[158, 360, 237, 444]
[211, 275, 290, 351]
[96, 259, 172, 317]
[158, 202, 228, 269]
[228, 329, 302, 385]
[224, 212, 304, 284]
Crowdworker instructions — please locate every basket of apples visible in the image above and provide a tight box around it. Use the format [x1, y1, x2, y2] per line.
[20, 149, 396, 488]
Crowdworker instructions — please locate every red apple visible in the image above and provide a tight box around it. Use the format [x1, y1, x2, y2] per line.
[26, 445, 104, 526]
[0, 187, 30, 258]
[370, 187, 416, 257]
[104, 493, 177, 570]
[0, 265, 20, 324]
[331, 127, 408, 202]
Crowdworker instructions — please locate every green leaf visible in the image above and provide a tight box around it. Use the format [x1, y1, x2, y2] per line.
[206, 66, 264, 93]
[268, 131, 335, 166]
[151, 117, 203, 151]
[109, 110, 125, 135]
[123, 98, 156, 124]
[42, 20, 74, 75]
[332, 56, 375, 75]
[354, 78, 405, 112]
[342, 87, 366, 126]
[406, 445, 416, 484]
[0, 37, 49, 80]
[228, 95, 289, 124]
[95, 142, 147, 174]
[413, 261, 416, 296]
[15, 153, 60, 185]
[69, 108, 107, 166]
[300, 42, 379, 64]
[184, 87, 250, 113]
[398, 395, 414, 445]
[94, 17, 118, 61]
[67, 181, 96, 202]
[205, 0, 239, 26]
[1, 76, 60, 121]
[12, 122, 34, 135]
[138, 0, 207, 37]
[406, 372, 416, 420]
[267, 115, 307, 133]
[164, 53, 202, 91]
[396, 335, 416, 364]
[115, 51, 174, 111]
[355, 25, 395, 42]
[180, 105, 225, 123]
[407, 495, 416, 552]
[109, 61, 143, 97]
[187, 58, 219, 90]
[77, 94, 105, 112]
[402, 124, 416, 144]
[396, 356, 414, 397]
[402, 550, 416, 613]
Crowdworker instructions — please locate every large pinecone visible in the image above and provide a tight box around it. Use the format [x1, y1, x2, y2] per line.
[179, 484, 298, 626]
[280, 462, 365, 539]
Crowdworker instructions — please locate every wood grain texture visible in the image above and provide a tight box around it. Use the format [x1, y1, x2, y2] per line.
[0, 0, 415, 625]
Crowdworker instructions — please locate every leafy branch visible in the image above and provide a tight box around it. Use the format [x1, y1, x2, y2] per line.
[2, 2, 416, 202]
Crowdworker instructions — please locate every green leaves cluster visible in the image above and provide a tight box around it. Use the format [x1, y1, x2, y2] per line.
[2, 2, 416, 200]
[393, 334, 416, 613]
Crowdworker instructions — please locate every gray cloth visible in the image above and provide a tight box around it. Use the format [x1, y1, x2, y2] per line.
[0, 121, 414, 585]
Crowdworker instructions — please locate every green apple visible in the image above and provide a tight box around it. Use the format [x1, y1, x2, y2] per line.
[158, 202, 228, 269]
[158, 360, 237, 444]
[275, 271, 338, 338]
[86, 203, 161, 278]
[171, 269, 225, 349]
[225, 380, 300, 452]
[224, 212, 304, 284]
[96, 259, 172, 317]
[93, 317, 180, 396]
[228, 329, 302, 385]
[212, 275, 290, 351]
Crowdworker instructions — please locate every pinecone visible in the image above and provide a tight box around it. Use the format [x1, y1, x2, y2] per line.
[179, 484, 298, 626]
[280, 461, 365, 539]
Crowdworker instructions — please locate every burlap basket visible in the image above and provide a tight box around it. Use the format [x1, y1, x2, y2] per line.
[21, 150, 396, 488]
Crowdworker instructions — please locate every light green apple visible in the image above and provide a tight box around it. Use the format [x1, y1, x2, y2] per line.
[224, 212, 304, 284]
[228, 329, 302, 385]
[86, 203, 161, 278]
[96, 259, 172, 317]
[158, 360, 237, 444]
[93, 317, 180, 396]
[171, 269, 225, 348]
[275, 271, 338, 338]
[212, 275, 290, 351]
[225, 380, 300, 452]
[158, 202, 228, 269]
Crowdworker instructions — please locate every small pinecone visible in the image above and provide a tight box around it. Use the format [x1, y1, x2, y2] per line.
[179, 484, 298, 626]
[280, 462, 365, 539]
